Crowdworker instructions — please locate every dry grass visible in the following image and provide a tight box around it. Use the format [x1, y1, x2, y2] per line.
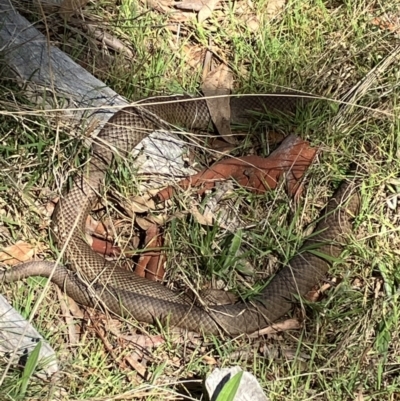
[1, 0, 400, 400]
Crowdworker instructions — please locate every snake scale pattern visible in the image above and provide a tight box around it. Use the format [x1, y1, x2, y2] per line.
[1, 94, 360, 335]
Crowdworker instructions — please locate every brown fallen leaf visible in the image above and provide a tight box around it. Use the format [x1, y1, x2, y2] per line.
[207, 138, 236, 154]
[266, 0, 286, 19]
[175, 0, 208, 11]
[124, 336, 164, 349]
[156, 134, 317, 201]
[55, 287, 81, 346]
[130, 195, 156, 214]
[85, 215, 108, 236]
[246, 15, 260, 31]
[0, 241, 35, 266]
[46, 198, 58, 218]
[125, 354, 149, 379]
[371, 14, 400, 34]
[201, 63, 235, 144]
[198, 0, 222, 22]
[189, 203, 215, 226]
[146, 0, 174, 10]
[305, 288, 321, 303]
[181, 44, 207, 69]
[202, 355, 218, 365]
[136, 216, 156, 231]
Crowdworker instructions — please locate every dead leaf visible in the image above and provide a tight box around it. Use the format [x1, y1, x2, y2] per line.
[85, 215, 107, 236]
[146, 0, 174, 11]
[371, 14, 400, 35]
[130, 195, 155, 214]
[201, 64, 234, 143]
[246, 15, 260, 32]
[306, 277, 338, 301]
[190, 204, 214, 226]
[266, 0, 286, 19]
[207, 138, 236, 154]
[136, 216, 156, 231]
[198, 0, 221, 22]
[305, 288, 322, 303]
[175, 0, 208, 12]
[0, 226, 11, 239]
[181, 44, 207, 69]
[127, 334, 163, 349]
[59, 0, 89, 20]
[125, 354, 148, 379]
[0, 241, 35, 266]
[46, 198, 57, 217]
[374, 279, 383, 299]
[352, 278, 363, 289]
[55, 287, 81, 346]
[202, 355, 218, 365]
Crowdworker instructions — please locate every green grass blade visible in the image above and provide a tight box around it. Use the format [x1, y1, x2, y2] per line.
[18, 341, 42, 397]
[215, 371, 243, 401]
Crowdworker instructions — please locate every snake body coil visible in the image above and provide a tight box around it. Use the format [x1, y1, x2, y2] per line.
[2, 95, 360, 335]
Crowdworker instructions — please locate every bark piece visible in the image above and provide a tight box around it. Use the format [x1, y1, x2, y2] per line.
[136, 224, 165, 281]
[156, 135, 317, 201]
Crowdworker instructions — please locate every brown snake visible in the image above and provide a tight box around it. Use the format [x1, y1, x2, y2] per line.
[1, 94, 360, 335]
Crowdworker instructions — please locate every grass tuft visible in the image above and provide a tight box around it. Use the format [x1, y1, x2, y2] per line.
[1, 0, 400, 399]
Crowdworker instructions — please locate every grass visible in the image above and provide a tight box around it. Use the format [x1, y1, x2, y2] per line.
[1, 0, 400, 399]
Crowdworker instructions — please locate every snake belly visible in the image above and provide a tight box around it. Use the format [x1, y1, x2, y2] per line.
[1, 94, 360, 335]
